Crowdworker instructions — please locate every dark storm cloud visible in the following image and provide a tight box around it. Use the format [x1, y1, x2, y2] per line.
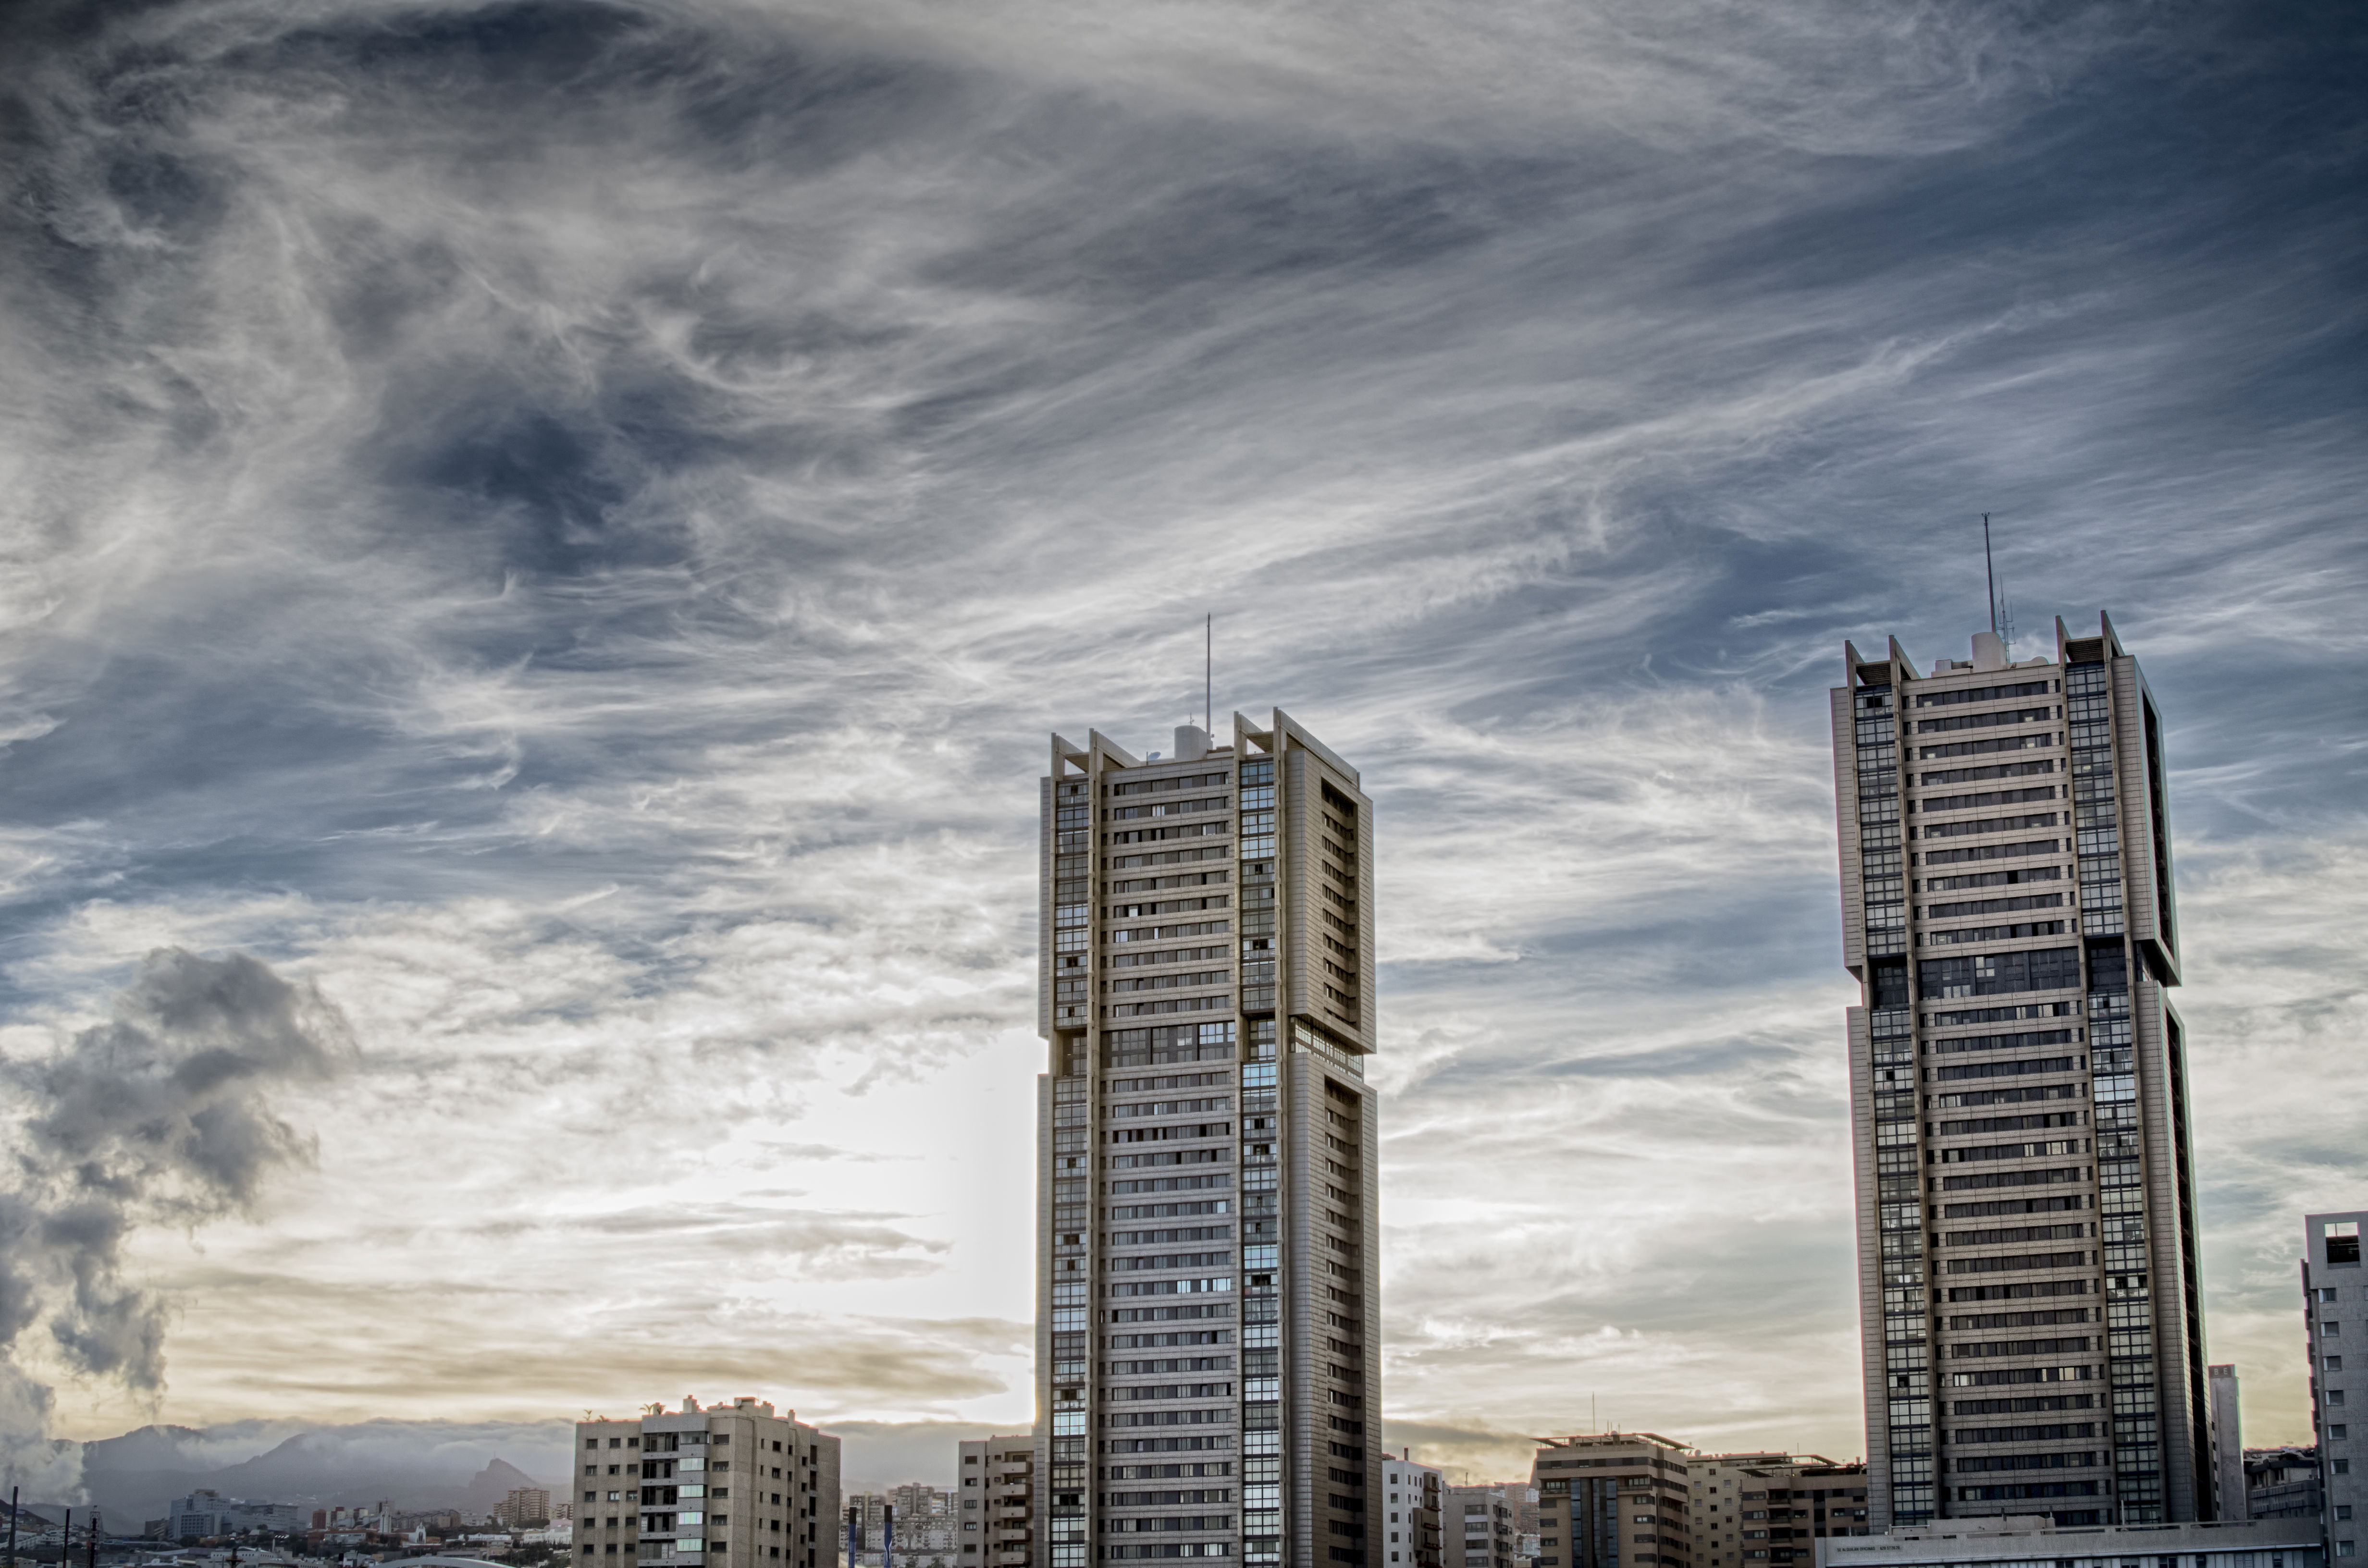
[0, 0, 2361, 1458]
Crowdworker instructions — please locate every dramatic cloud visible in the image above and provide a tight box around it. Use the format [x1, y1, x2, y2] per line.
[0, 948, 355, 1493]
[0, 0, 2361, 1491]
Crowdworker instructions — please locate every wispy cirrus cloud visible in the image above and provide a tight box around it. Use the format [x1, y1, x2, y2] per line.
[0, 0, 2361, 1488]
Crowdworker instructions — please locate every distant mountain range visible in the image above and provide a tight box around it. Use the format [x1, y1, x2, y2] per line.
[66, 1414, 1011, 1519]
[78, 1421, 573, 1525]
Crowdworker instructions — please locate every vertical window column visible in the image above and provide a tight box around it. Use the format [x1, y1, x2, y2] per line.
[1241, 1016, 1282, 1566]
[1240, 759, 1276, 1011]
[2087, 925, 2161, 1522]
[2065, 663, 2124, 937]
[1048, 1065, 1090, 1568]
[1854, 687, 1904, 956]
[1055, 780, 1093, 1024]
[1874, 1003, 1932, 1522]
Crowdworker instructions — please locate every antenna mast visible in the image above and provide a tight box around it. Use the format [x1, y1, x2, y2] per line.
[1982, 514, 1998, 637]
[1205, 614, 1211, 735]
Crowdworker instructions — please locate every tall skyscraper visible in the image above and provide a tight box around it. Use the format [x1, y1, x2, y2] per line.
[1832, 616, 2208, 1530]
[1036, 711, 1381, 1568]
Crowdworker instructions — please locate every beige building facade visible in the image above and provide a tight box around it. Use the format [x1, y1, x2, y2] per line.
[961, 1436, 1034, 1568]
[1833, 617, 2208, 1531]
[1534, 1434, 1869, 1568]
[572, 1397, 839, 1568]
[1686, 1454, 1868, 1568]
[1534, 1433, 1695, 1568]
[1036, 711, 1381, 1568]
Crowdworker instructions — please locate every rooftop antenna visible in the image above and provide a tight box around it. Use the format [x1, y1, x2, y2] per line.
[1982, 514, 1998, 638]
[1205, 613, 1212, 735]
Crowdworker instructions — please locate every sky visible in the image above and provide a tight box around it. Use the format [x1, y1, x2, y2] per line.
[0, 0, 2365, 1500]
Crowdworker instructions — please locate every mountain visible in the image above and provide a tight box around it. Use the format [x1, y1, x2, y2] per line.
[76, 1420, 571, 1523]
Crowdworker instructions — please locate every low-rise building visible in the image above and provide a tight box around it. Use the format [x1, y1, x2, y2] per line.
[1530, 1431, 1868, 1568]
[1690, 1453, 1870, 1568]
[2245, 1447, 2323, 1521]
[958, 1436, 1032, 1568]
[572, 1396, 839, 1568]
[1815, 1515, 2322, 1568]
[1444, 1483, 1529, 1568]
[1380, 1456, 1442, 1568]
[846, 1487, 958, 1568]
[1533, 1433, 1694, 1568]
[168, 1491, 304, 1539]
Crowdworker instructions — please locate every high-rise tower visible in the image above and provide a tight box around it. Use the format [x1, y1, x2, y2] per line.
[1832, 615, 2207, 1531]
[1036, 710, 1380, 1568]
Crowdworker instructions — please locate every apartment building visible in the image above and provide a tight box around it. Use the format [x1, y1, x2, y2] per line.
[1833, 617, 2208, 1528]
[501, 1490, 555, 1529]
[1686, 1455, 1867, 1568]
[1380, 1458, 1442, 1568]
[1443, 1484, 1527, 1568]
[2303, 1211, 2366, 1561]
[1036, 712, 1381, 1568]
[961, 1436, 1034, 1568]
[1534, 1433, 1693, 1568]
[848, 1488, 958, 1568]
[572, 1396, 839, 1568]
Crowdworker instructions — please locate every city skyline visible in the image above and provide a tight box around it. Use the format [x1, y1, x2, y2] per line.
[0, 0, 2363, 1514]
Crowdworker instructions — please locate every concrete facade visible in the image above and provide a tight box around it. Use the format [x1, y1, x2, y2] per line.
[2244, 1449, 2322, 1522]
[1816, 1516, 2322, 1568]
[2211, 1368, 2245, 1524]
[1036, 713, 1381, 1568]
[1534, 1434, 1695, 1568]
[2303, 1211, 2367, 1562]
[962, 1436, 1035, 1568]
[1442, 1484, 1527, 1568]
[571, 1397, 839, 1568]
[1833, 618, 2208, 1530]
[1379, 1458, 1442, 1568]
[1688, 1454, 1871, 1568]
